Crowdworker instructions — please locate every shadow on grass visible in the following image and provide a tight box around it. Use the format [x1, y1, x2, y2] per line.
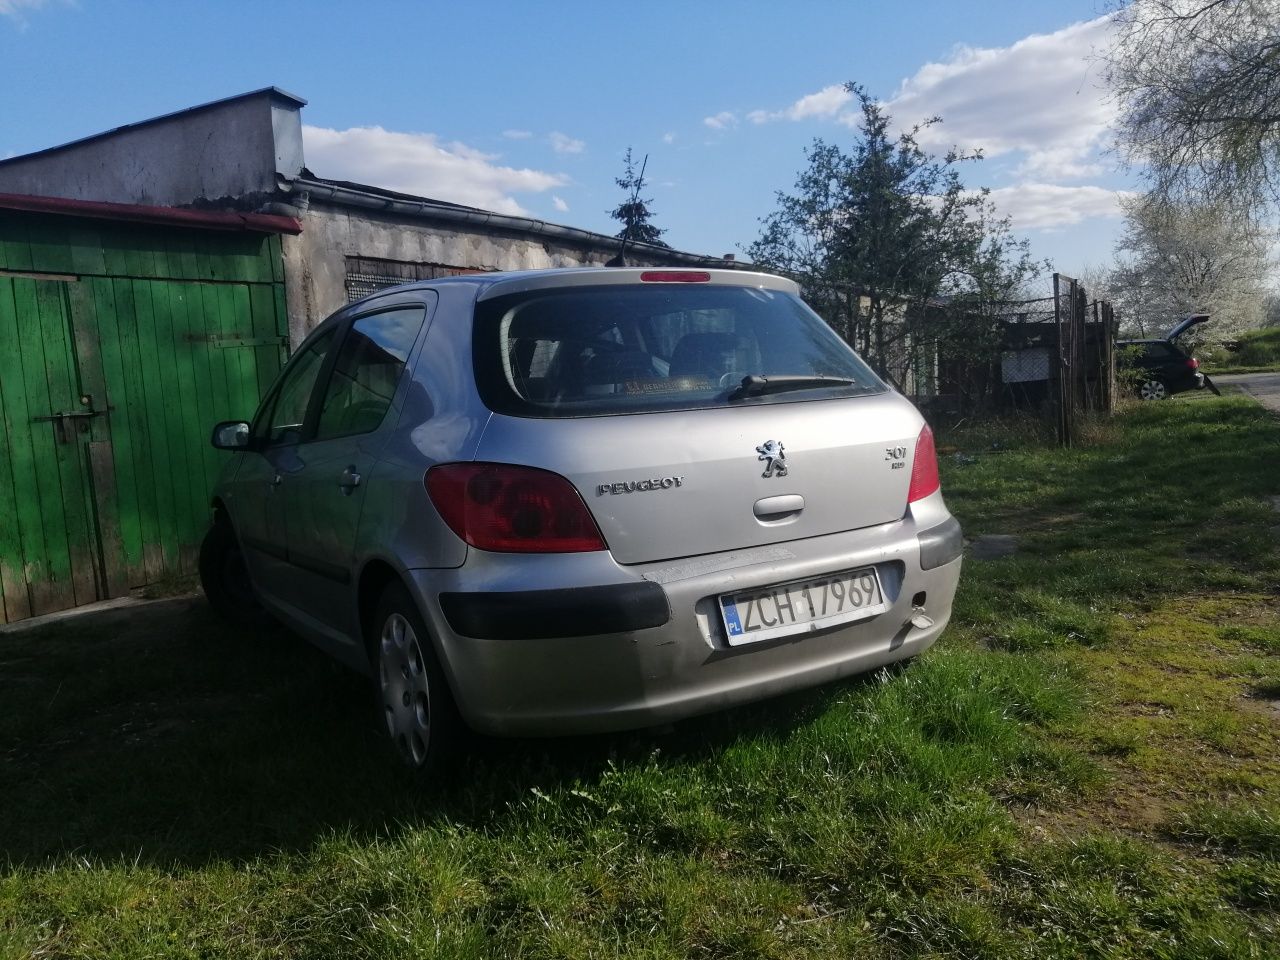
[0, 597, 858, 868]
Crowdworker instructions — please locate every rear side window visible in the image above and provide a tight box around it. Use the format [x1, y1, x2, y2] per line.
[473, 285, 884, 417]
[315, 307, 426, 440]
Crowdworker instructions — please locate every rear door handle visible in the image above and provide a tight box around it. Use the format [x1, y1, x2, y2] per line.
[754, 494, 804, 520]
[338, 466, 362, 494]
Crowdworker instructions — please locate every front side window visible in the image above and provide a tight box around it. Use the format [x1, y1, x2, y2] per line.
[314, 307, 426, 440]
[253, 327, 337, 446]
[474, 284, 885, 418]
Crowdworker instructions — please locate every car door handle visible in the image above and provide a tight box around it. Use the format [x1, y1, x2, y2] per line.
[754, 494, 804, 520]
[338, 466, 362, 494]
[269, 473, 282, 487]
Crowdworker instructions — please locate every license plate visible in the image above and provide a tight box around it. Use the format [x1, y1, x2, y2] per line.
[718, 567, 887, 646]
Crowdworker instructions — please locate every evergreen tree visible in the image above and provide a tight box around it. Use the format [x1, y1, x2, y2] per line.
[610, 148, 669, 247]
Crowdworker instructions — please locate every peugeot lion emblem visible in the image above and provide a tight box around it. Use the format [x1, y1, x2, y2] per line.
[757, 439, 787, 478]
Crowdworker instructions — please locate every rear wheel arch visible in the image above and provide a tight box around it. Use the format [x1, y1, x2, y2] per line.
[209, 497, 233, 530]
[356, 559, 413, 665]
[356, 559, 465, 705]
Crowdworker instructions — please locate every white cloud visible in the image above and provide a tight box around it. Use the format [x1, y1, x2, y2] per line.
[0, 0, 45, 15]
[986, 183, 1133, 229]
[884, 16, 1118, 182]
[552, 195, 569, 212]
[748, 84, 855, 125]
[0, 0, 58, 24]
[548, 131, 585, 155]
[502, 129, 533, 140]
[302, 125, 568, 217]
[703, 111, 737, 131]
[662, 132, 676, 144]
[734, 15, 1128, 236]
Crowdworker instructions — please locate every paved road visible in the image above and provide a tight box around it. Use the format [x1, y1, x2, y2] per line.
[1209, 371, 1280, 414]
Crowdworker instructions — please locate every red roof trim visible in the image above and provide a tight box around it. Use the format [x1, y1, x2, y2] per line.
[0, 193, 302, 235]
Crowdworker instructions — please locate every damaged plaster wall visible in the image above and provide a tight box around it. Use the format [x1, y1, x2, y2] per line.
[281, 201, 672, 345]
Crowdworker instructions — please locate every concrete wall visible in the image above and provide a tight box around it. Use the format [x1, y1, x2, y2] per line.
[281, 201, 685, 346]
[0, 90, 304, 207]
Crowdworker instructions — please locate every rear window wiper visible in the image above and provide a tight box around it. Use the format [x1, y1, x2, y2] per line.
[725, 374, 862, 402]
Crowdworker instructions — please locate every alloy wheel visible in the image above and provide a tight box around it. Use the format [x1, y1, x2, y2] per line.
[379, 612, 432, 767]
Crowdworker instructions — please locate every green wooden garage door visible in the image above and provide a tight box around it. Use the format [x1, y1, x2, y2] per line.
[0, 212, 288, 623]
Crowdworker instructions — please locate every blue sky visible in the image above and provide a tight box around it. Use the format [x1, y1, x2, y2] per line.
[1, 0, 1127, 279]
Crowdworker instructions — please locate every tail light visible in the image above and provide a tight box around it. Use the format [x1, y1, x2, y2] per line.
[426, 463, 607, 553]
[907, 424, 940, 504]
[1187, 357, 1200, 369]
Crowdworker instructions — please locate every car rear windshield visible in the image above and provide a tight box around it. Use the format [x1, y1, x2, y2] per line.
[472, 284, 886, 418]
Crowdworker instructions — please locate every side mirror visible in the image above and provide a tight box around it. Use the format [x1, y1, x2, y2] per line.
[211, 420, 251, 450]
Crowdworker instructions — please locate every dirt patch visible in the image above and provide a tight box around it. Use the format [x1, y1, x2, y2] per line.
[1017, 595, 1280, 848]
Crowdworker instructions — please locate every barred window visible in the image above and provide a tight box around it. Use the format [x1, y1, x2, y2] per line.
[344, 256, 488, 303]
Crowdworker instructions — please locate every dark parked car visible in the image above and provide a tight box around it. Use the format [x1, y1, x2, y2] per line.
[1118, 314, 1217, 400]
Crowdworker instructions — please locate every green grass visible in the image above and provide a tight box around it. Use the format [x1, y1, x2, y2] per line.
[2, 396, 1279, 958]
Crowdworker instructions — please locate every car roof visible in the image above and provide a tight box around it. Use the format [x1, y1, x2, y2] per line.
[359, 266, 801, 302]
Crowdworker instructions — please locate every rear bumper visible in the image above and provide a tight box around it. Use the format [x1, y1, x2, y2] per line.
[440, 582, 670, 639]
[407, 504, 963, 736]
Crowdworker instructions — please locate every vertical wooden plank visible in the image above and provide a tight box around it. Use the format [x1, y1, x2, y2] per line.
[154, 280, 195, 573]
[66, 281, 108, 436]
[248, 284, 282, 399]
[72, 278, 134, 595]
[132, 280, 180, 577]
[247, 235, 273, 283]
[0, 279, 33, 621]
[155, 227, 183, 281]
[272, 281, 289, 341]
[173, 229, 200, 281]
[37, 281, 99, 606]
[87, 441, 129, 598]
[22, 217, 75, 275]
[15, 279, 74, 615]
[100, 222, 135, 277]
[183, 282, 220, 506]
[218, 233, 256, 284]
[196, 233, 221, 282]
[68, 222, 107, 276]
[127, 226, 162, 280]
[208, 284, 236, 421]
[162, 281, 204, 572]
[223, 284, 259, 421]
[268, 234, 284, 284]
[108, 278, 155, 586]
[0, 213, 34, 273]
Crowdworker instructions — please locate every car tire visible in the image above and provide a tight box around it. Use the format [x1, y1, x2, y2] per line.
[371, 582, 461, 773]
[199, 516, 272, 627]
[1138, 379, 1168, 401]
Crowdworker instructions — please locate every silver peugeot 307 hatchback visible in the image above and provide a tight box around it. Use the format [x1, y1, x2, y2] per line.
[202, 267, 963, 769]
